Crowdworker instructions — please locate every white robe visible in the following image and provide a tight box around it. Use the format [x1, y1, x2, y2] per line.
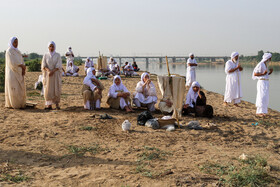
[66, 64, 79, 76]
[186, 58, 197, 86]
[5, 47, 26, 108]
[84, 60, 94, 72]
[134, 81, 157, 104]
[41, 52, 62, 105]
[224, 60, 242, 103]
[65, 51, 74, 68]
[108, 77, 130, 109]
[252, 61, 269, 114]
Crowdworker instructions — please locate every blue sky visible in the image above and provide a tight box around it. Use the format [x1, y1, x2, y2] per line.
[1, 0, 280, 56]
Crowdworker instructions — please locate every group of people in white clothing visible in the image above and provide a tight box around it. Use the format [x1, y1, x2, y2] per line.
[64, 47, 80, 77]
[4, 36, 274, 117]
[186, 52, 274, 117]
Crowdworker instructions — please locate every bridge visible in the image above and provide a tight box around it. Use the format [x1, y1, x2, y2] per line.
[81, 56, 230, 66]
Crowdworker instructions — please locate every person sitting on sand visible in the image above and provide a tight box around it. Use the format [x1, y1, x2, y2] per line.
[84, 57, 94, 74]
[124, 63, 134, 77]
[107, 75, 133, 112]
[82, 67, 104, 110]
[122, 62, 128, 73]
[66, 61, 79, 76]
[182, 81, 213, 118]
[252, 53, 273, 117]
[104, 57, 118, 76]
[132, 61, 140, 72]
[223, 52, 243, 107]
[133, 72, 157, 111]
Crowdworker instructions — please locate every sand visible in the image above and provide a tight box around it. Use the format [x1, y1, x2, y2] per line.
[0, 66, 279, 186]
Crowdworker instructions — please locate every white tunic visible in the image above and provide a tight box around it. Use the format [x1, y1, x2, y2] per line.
[134, 81, 157, 104]
[224, 60, 242, 103]
[84, 60, 94, 72]
[186, 58, 197, 86]
[252, 61, 269, 114]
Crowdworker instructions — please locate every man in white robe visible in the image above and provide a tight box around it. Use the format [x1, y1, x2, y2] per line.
[186, 53, 198, 87]
[66, 61, 79, 76]
[65, 46, 74, 69]
[252, 53, 273, 117]
[84, 57, 94, 74]
[105, 57, 117, 76]
[5, 37, 26, 109]
[42, 41, 62, 110]
[223, 52, 243, 106]
[124, 63, 134, 77]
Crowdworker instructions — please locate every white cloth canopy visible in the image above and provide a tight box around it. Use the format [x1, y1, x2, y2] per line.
[224, 52, 242, 103]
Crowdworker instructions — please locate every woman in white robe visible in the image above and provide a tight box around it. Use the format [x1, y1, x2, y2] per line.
[252, 53, 273, 117]
[41, 41, 62, 110]
[66, 61, 79, 76]
[107, 75, 133, 112]
[223, 52, 243, 106]
[186, 53, 198, 87]
[133, 72, 157, 111]
[5, 37, 26, 109]
[82, 67, 104, 110]
[84, 57, 94, 74]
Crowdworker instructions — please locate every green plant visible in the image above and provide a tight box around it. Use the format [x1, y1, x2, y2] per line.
[26, 59, 41, 72]
[137, 146, 170, 161]
[0, 64, 5, 92]
[0, 172, 29, 183]
[79, 126, 95, 131]
[67, 144, 102, 157]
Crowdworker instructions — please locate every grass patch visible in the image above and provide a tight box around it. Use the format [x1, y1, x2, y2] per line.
[0, 64, 5, 92]
[0, 173, 29, 183]
[257, 120, 278, 127]
[67, 144, 103, 157]
[27, 91, 41, 97]
[79, 126, 95, 131]
[134, 146, 172, 179]
[199, 155, 276, 186]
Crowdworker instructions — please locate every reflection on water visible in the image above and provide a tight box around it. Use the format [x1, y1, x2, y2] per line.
[137, 62, 280, 112]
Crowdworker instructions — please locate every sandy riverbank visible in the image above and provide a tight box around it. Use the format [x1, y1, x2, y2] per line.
[0, 66, 279, 186]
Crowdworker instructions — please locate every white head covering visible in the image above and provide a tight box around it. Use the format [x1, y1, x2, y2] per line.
[141, 72, 150, 83]
[83, 67, 96, 84]
[48, 41, 56, 56]
[186, 81, 201, 107]
[261, 53, 272, 62]
[87, 57, 90, 61]
[231, 52, 239, 60]
[113, 75, 123, 88]
[8, 37, 18, 50]
[189, 53, 194, 57]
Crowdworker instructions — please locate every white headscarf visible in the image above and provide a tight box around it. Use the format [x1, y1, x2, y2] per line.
[189, 53, 194, 57]
[186, 81, 200, 107]
[261, 53, 272, 63]
[87, 57, 90, 61]
[68, 46, 72, 52]
[112, 75, 126, 91]
[48, 41, 56, 56]
[8, 37, 18, 50]
[83, 67, 96, 84]
[231, 52, 239, 60]
[141, 72, 150, 83]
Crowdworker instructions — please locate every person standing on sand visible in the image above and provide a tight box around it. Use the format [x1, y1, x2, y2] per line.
[252, 53, 273, 117]
[5, 37, 26, 109]
[223, 52, 243, 107]
[41, 41, 62, 110]
[107, 75, 133, 112]
[186, 53, 198, 87]
[133, 72, 157, 111]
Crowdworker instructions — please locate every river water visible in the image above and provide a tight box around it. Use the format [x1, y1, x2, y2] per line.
[135, 61, 280, 112]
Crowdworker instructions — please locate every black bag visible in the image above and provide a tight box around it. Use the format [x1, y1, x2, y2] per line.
[137, 111, 154, 126]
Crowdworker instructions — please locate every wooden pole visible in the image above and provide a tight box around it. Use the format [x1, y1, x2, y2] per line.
[166, 56, 180, 128]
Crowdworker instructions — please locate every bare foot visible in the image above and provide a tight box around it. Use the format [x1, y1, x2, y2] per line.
[223, 102, 228, 106]
[256, 113, 265, 117]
